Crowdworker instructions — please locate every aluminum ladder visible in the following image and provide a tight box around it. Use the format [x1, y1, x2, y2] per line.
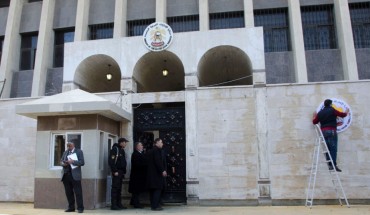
[305, 124, 350, 208]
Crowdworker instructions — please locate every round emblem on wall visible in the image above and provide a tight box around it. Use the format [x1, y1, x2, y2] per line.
[316, 98, 352, 133]
[143, 22, 173, 52]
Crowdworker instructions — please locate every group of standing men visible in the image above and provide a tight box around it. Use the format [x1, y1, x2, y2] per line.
[109, 137, 167, 211]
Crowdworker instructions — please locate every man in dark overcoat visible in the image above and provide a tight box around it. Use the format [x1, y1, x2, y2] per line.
[128, 142, 147, 208]
[146, 138, 167, 211]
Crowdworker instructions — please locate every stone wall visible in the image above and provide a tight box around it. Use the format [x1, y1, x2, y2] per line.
[0, 98, 36, 201]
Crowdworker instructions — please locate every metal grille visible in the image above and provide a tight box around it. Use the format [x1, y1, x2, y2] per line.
[209, 11, 245, 30]
[301, 4, 337, 50]
[254, 8, 291, 52]
[89, 23, 114, 40]
[127, 19, 155, 37]
[167, 15, 199, 33]
[349, 2, 370, 48]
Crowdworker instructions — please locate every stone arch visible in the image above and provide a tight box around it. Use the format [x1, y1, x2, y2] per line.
[198, 45, 253, 87]
[133, 51, 185, 93]
[74, 54, 121, 93]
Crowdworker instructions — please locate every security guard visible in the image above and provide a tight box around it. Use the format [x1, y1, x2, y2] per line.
[108, 137, 128, 210]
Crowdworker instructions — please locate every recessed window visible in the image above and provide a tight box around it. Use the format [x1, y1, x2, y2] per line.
[301, 4, 337, 50]
[0, 0, 10, 8]
[51, 133, 82, 168]
[349, 2, 370, 49]
[0, 36, 4, 65]
[167, 15, 199, 33]
[127, 19, 155, 37]
[254, 8, 291, 52]
[209, 11, 245, 30]
[89, 23, 114, 40]
[20, 33, 38, 70]
[54, 29, 74, 67]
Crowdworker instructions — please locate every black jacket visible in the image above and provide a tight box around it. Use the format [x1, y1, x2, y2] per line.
[108, 143, 127, 174]
[146, 147, 166, 189]
[128, 150, 148, 193]
[317, 107, 337, 129]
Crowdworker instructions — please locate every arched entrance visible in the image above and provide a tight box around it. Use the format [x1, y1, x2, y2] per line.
[74, 55, 121, 93]
[133, 51, 185, 93]
[198, 46, 253, 87]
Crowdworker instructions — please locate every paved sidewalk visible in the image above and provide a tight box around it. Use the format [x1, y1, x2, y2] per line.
[1, 203, 370, 215]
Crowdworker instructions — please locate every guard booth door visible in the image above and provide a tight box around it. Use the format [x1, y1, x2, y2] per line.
[133, 106, 186, 203]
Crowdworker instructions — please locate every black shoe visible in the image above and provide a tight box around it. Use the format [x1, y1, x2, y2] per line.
[110, 206, 122, 210]
[335, 166, 342, 172]
[78, 210, 83, 213]
[118, 205, 127, 209]
[64, 209, 75, 212]
[151, 207, 163, 211]
[328, 165, 334, 170]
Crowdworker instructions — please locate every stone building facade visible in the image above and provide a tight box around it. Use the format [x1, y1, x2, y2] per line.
[0, 0, 370, 209]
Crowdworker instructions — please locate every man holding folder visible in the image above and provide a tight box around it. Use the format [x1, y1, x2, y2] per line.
[61, 142, 85, 213]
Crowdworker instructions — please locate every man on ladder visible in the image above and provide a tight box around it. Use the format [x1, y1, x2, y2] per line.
[312, 99, 349, 172]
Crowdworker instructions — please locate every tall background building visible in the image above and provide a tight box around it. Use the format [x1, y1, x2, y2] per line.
[0, 0, 369, 209]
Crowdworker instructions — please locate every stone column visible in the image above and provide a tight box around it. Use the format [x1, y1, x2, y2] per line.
[254, 86, 270, 205]
[74, 0, 90, 41]
[0, 0, 25, 98]
[288, 0, 308, 83]
[243, 0, 254, 28]
[185, 75, 199, 204]
[31, 0, 56, 97]
[113, 0, 127, 38]
[156, 0, 167, 23]
[199, 0, 209, 31]
[334, 0, 359, 81]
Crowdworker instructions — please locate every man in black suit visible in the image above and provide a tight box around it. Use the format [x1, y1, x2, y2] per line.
[61, 142, 85, 213]
[129, 142, 147, 208]
[146, 138, 167, 211]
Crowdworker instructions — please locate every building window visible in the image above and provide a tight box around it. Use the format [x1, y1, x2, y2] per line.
[20, 33, 38, 70]
[167, 15, 199, 33]
[0, 0, 10, 8]
[0, 36, 4, 64]
[209, 11, 245, 30]
[127, 19, 155, 37]
[349, 2, 370, 49]
[54, 29, 74, 67]
[51, 133, 82, 168]
[28, 0, 42, 2]
[301, 4, 337, 50]
[254, 8, 290, 52]
[89, 23, 114, 40]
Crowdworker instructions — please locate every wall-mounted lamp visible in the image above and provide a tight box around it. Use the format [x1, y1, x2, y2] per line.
[162, 60, 168, 77]
[162, 69, 168, 77]
[106, 64, 112, 81]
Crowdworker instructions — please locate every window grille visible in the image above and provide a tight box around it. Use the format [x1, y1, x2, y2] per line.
[89, 23, 114, 40]
[301, 4, 337, 50]
[127, 19, 155, 37]
[54, 29, 74, 68]
[209, 11, 245, 30]
[20, 33, 38, 70]
[0, 0, 10, 8]
[254, 8, 291, 52]
[349, 2, 370, 48]
[167, 15, 199, 33]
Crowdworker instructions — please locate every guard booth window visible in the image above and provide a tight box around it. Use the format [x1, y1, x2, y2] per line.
[51, 133, 82, 168]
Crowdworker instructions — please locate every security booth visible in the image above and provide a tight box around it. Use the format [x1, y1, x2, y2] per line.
[16, 89, 131, 209]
